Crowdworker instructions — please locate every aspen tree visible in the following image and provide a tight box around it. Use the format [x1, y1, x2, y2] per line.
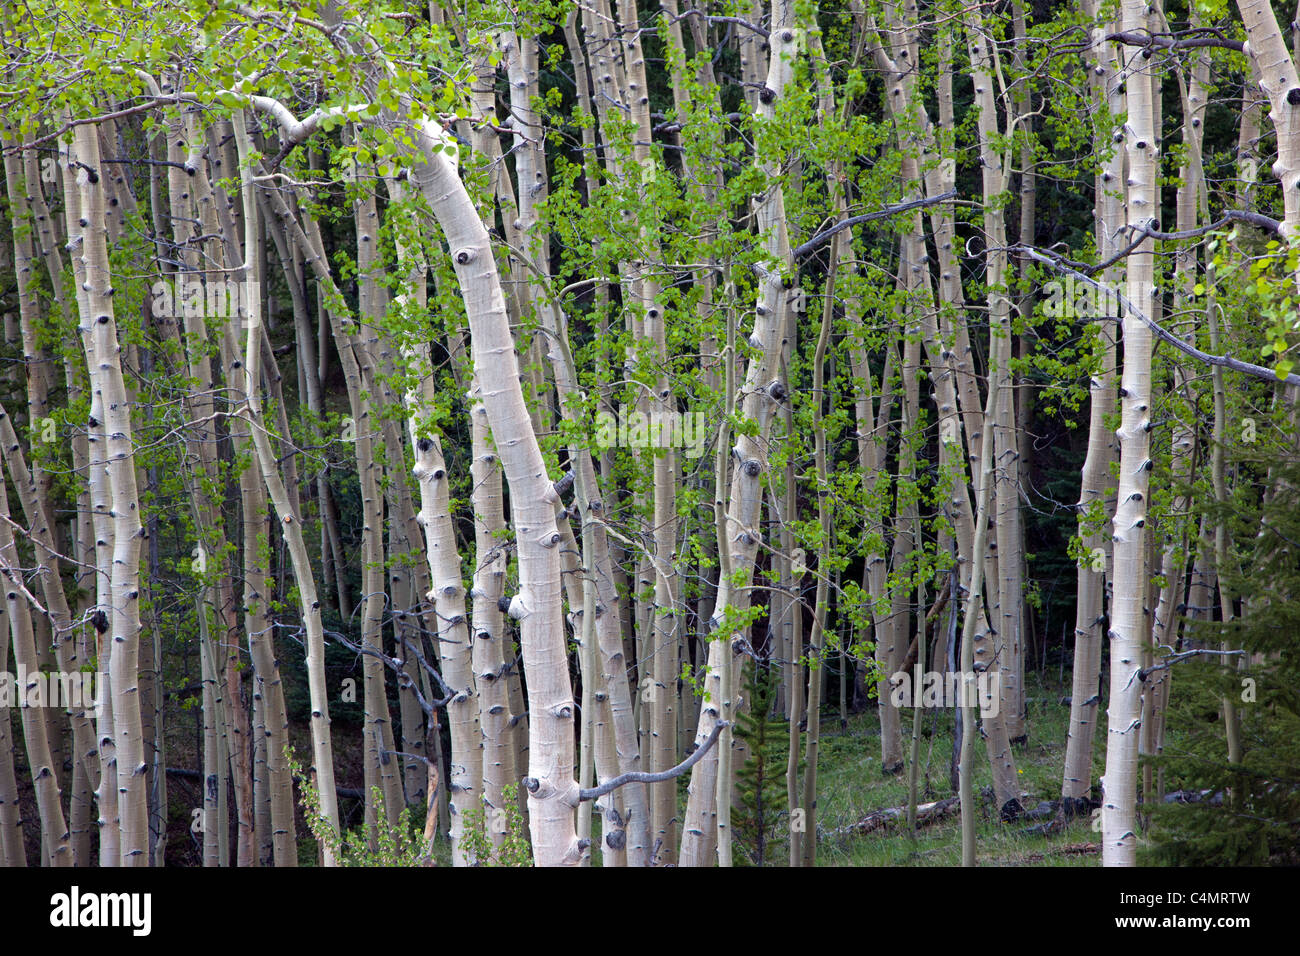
[379, 445, 432, 816]
[252, 687, 270, 862]
[238, 411, 297, 867]
[1101, 0, 1159, 867]
[1208, 278, 1242, 767]
[379, 178, 443, 816]
[0, 580, 21, 865]
[464, 23, 637, 862]
[962, 4, 1024, 814]
[680, 0, 800, 867]
[1230, 0, 1300, 774]
[1144, 28, 1210, 800]
[959, 319, 1001, 866]
[456, 54, 533, 843]
[1004, 0, 1035, 742]
[779, 464, 805, 866]
[408, 142, 580, 862]
[1, 133, 101, 861]
[198, 614, 222, 867]
[62, 121, 149, 865]
[799, 217, 839, 868]
[223, 110, 341, 864]
[1062, 2, 1122, 816]
[710, 285, 738, 870]
[1236, 0, 1300, 263]
[96, 132, 174, 860]
[349, 173, 407, 834]
[0, 480, 71, 864]
[399, 285, 484, 863]
[468, 368, 516, 850]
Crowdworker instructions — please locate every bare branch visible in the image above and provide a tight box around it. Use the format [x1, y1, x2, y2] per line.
[1106, 29, 1244, 53]
[572, 720, 730, 802]
[1139, 648, 1247, 680]
[1016, 243, 1300, 388]
[794, 190, 958, 260]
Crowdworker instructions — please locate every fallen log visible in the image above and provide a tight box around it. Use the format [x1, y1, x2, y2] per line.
[832, 796, 961, 837]
[1061, 842, 1100, 855]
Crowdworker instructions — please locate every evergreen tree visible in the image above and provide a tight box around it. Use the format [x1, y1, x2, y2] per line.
[1147, 460, 1300, 865]
[731, 660, 791, 866]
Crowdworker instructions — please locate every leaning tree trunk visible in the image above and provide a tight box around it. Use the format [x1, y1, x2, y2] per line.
[405, 115, 580, 866]
[65, 121, 149, 866]
[964, 6, 1024, 816]
[229, 111, 341, 863]
[0, 480, 71, 865]
[405, 336, 484, 865]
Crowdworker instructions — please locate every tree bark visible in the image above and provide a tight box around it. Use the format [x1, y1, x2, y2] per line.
[1101, 0, 1159, 867]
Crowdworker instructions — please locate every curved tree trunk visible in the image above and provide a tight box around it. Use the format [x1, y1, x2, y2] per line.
[66, 121, 148, 866]
[0, 481, 71, 865]
[407, 117, 580, 867]
[230, 111, 341, 864]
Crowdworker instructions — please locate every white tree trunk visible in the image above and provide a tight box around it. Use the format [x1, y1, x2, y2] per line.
[1102, 0, 1158, 866]
[409, 120, 581, 866]
[66, 122, 149, 865]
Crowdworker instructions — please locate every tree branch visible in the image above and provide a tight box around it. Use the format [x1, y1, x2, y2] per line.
[1016, 243, 1300, 388]
[793, 190, 958, 261]
[1139, 648, 1246, 680]
[572, 720, 730, 802]
[1106, 29, 1244, 53]
[1038, 210, 1281, 278]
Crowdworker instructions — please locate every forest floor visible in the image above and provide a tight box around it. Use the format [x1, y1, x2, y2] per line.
[811, 670, 1105, 866]
[11, 667, 1145, 865]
